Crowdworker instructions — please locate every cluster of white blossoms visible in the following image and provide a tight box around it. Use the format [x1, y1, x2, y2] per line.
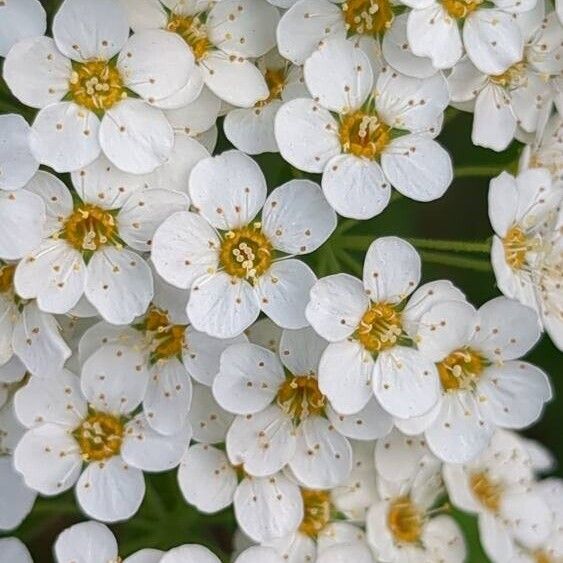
[0, 0, 561, 561]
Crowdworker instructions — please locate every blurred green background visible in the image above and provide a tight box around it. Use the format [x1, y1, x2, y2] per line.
[0, 1, 560, 561]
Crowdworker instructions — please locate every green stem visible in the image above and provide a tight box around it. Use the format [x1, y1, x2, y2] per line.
[454, 165, 509, 178]
[420, 251, 492, 272]
[338, 235, 491, 254]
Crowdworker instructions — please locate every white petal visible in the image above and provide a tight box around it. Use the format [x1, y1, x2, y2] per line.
[304, 38, 372, 113]
[100, 99, 174, 174]
[226, 405, 296, 476]
[422, 515, 467, 562]
[120, 0, 168, 32]
[165, 86, 222, 136]
[85, 248, 153, 325]
[154, 68, 205, 110]
[0, 457, 36, 531]
[76, 456, 145, 522]
[318, 340, 374, 415]
[54, 521, 118, 563]
[0, 538, 32, 563]
[81, 343, 149, 415]
[188, 383, 234, 444]
[3, 37, 70, 109]
[224, 103, 280, 155]
[189, 150, 266, 229]
[305, 274, 369, 341]
[53, 0, 129, 62]
[448, 56, 488, 102]
[321, 155, 391, 220]
[275, 98, 341, 174]
[0, 0, 46, 57]
[0, 114, 39, 191]
[279, 327, 328, 375]
[326, 397, 393, 440]
[213, 342, 284, 414]
[373, 347, 440, 419]
[235, 546, 284, 563]
[124, 549, 165, 563]
[234, 473, 303, 542]
[160, 545, 220, 563]
[256, 259, 316, 330]
[317, 543, 375, 563]
[381, 135, 452, 201]
[290, 416, 352, 488]
[15, 240, 86, 314]
[487, 170, 518, 236]
[30, 103, 101, 173]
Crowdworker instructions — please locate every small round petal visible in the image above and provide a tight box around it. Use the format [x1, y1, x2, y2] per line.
[487, 171, 518, 236]
[178, 444, 237, 512]
[448, 57, 488, 102]
[120, 0, 168, 31]
[0, 538, 33, 563]
[304, 38, 373, 113]
[213, 343, 284, 415]
[235, 546, 284, 563]
[160, 545, 221, 563]
[275, 98, 341, 174]
[279, 327, 328, 375]
[317, 543, 375, 563]
[3, 37, 71, 109]
[76, 456, 145, 523]
[234, 473, 303, 542]
[165, 86, 222, 136]
[373, 347, 440, 419]
[381, 135, 452, 201]
[245, 318, 282, 351]
[54, 521, 118, 563]
[52, 0, 129, 62]
[0, 0, 46, 57]
[318, 340, 374, 415]
[189, 150, 267, 229]
[100, 99, 174, 174]
[322, 155, 391, 220]
[226, 405, 296, 476]
[0, 114, 39, 191]
[306, 274, 369, 342]
[124, 549, 165, 563]
[30, 103, 101, 172]
[188, 383, 234, 443]
[422, 515, 467, 562]
[256, 259, 316, 330]
[265, 533, 316, 563]
[0, 458, 36, 531]
[326, 398, 393, 440]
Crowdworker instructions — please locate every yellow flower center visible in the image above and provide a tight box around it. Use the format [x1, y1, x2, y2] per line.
[167, 13, 212, 61]
[503, 225, 534, 270]
[437, 347, 486, 391]
[276, 375, 326, 422]
[387, 496, 424, 544]
[299, 489, 332, 538]
[143, 307, 187, 362]
[534, 551, 553, 563]
[470, 471, 503, 513]
[490, 62, 527, 88]
[0, 264, 15, 294]
[441, 0, 481, 19]
[341, 0, 394, 35]
[256, 68, 286, 108]
[339, 111, 391, 159]
[219, 224, 273, 282]
[61, 204, 119, 252]
[69, 60, 125, 112]
[74, 411, 124, 462]
[356, 302, 403, 353]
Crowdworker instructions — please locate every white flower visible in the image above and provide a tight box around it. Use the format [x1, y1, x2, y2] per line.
[275, 39, 452, 219]
[179, 443, 304, 543]
[13, 368, 189, 522]
[444, 430, 553, 562]
[160, 544, 222, 563]
[306, 236, 464, 418]
[0, 538, 32, 563]
[3, 0, 196, 173]
[0, 0, 46, 57]
[488, 168, 563, 349]
[214, 327, 353, 487]
[119, 0, 280, 108]
[152, 150, 336, 338]
[188, 382, 235, 443]
[14, 171, 189, 324]
[408, 296, 551, 463]
[224, 49, 308, 155]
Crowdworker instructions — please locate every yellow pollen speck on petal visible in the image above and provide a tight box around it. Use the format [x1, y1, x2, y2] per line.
[167, 13, 212, 61]
[470, 471, 503, 513]
[437, 347, 487, 391]
[339, 111, 391, 160]
[441, 0, 482, 19]
[387, 496, 424, 544]
[68, 60, 125, 112]
[502, 225, 536, 270]
[0, 264, 15, 294]
[74, 411, 124, 462]
[341, 0, 393, 35]
[299, 489, 332, 538]
[276, 375, 326, 422]
[142, 307, 187, 362]
[356, 302, 402, 353]
[61, 204, 118, 252]
[219, 225, 273, 282]
[255, 67, 287, 107]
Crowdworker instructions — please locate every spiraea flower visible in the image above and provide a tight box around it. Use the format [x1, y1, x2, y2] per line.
[13, 368, 190, 522]
[152, 150, 336, 338]
[214, 327, 353, 487]
[0, 0, 46, 57]
[3, 0, 197, 173]
[444, 430, 553, 562]
[275, 39, 452, 219]
[306, 236, 465, 418]
[119, 0, 280, 108]
[13, 171, 189, 324]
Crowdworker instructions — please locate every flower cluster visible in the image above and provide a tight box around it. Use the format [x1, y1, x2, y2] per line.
[0, 0, 561, 561]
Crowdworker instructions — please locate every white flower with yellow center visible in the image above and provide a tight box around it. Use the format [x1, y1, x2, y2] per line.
[275, 39, 452, 220]
[0, 0, 45, 57]
[119, 0, 280, 108]
[3, 0, 196, 173]
[489, 169, 563, 349]
[13, 171, 189, 325]
[224, 49, 308, 155]
[444, 430, 554, 562]
[306, 236, 465, 418]
[404, 296, 552, 463]
[152, 150, 337, 338]
[13, 367, 190, 522]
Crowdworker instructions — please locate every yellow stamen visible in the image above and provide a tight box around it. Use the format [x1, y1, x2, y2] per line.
[167, 13, 212, 61]
[437, 347, 486, 391]
[502, 225, 535, 270]
[356, 302, 402, 353]
[276, 375, 325, 422]
[0, 264, 15, 294]
[256, 68, 287, 107]
[69, 60, 125, 112]
[441, 0, 482, 19]
[470, 471, 503, 513]
[299, 489, 332, 538]
[143, 307, 186, 361]
[61, 204, 118, 252]
[387, 496, 424, 544]
[341, 0, 394, 35]
[339, 111, 391, 159]
[74, 411, 124, 462]
[490, 62, 527, 88]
